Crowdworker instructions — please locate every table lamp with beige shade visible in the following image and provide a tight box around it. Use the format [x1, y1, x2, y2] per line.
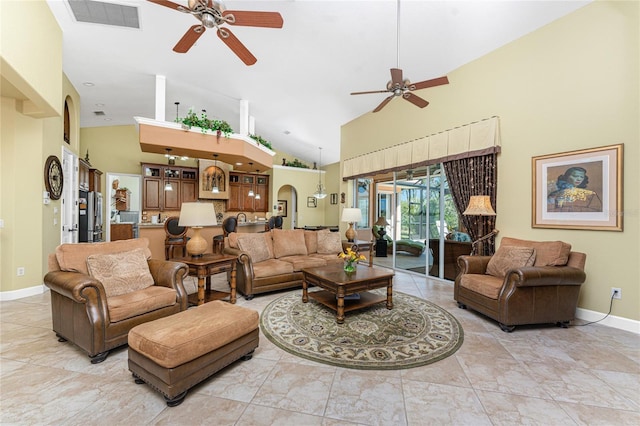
[463, 195, 498, 256]
[178, 202, 217, 257]
[341, 208, 363, 242]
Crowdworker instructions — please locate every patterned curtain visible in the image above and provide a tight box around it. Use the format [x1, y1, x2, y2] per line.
[443, 153, 498, 255]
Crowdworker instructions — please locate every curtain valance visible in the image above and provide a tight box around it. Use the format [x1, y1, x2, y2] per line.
[342, 116, 501, 180]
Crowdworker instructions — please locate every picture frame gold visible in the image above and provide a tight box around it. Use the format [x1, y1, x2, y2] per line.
[532, 144, 623, 231]
[198, 159, 231, 200]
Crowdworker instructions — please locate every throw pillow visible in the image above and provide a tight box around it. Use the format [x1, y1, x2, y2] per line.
[304, 230, 318, 254]
[317, 231, 343, 254]
[86, 248, 154, 297]
[272, 229, 307, 258]
[486, 246, 536, 278]
[237, 233, 272, 263]
[500, 237, 571, 267]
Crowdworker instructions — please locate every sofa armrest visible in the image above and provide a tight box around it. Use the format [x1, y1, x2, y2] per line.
[457, 255, 491, 275]
[508, 266, 586, 287]
[148, 259, 189, 311]
[44, 271, 107, 304]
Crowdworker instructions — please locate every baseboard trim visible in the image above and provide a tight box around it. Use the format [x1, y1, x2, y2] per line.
[0, 284, 46, 301]
[575, 307, 640, 334]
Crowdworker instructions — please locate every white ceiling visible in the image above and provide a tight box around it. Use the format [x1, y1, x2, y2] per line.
[46, 0, 590, 166]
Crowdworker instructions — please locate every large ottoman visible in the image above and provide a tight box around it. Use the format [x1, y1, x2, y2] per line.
[128, 300, 259, 406]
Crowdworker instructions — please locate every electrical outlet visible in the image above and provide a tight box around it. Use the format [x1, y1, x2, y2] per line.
[17, 267, 25, 277]
[611, 287, 622, 299]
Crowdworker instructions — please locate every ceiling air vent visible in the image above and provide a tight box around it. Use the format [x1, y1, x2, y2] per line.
[93, 111, 106, 116]
[68, 0, 140, 29]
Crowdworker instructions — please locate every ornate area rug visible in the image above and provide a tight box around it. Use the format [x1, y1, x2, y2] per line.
[260, 290, 463, 370]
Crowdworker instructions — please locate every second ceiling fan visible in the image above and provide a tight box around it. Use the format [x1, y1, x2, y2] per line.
[148, 0, 283, 65]
[351, 0, 449, 112]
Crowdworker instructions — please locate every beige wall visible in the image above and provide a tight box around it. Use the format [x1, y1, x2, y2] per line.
[1, 0, 66, 294]
[342, 1, 639, 322]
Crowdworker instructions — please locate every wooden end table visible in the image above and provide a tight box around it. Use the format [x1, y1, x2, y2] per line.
[176, 253, 237, 306]
[301, 264, 394, 324]
[341, 239, 374, 267]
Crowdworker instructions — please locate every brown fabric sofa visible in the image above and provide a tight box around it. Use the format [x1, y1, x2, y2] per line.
[454, 237, 586, 332]
[44, 238, 188, 363]
[223, 229, 346, 299]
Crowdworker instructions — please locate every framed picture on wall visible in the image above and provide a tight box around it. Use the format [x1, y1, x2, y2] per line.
[532, 144, 623, 231]
[307, 197, 317, 208]
[198, 159, 231, 200]
[277, 200, 287, 217]
[330, 193, 338, 204]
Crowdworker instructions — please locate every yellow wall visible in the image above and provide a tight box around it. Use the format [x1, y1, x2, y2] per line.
[1, 0, 67, 294]
[342, 1, 639, 321]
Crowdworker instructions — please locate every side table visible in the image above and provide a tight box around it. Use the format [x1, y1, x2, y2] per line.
[176, 253, 237, 306]
[341, 239, 374, 267]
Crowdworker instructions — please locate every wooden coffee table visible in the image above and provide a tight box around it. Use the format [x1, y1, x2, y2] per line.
[301, 264, 394, 324]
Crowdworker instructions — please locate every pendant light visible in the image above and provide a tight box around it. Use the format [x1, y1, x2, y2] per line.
[211, 154, 220, 193]
[254, 169, 261, 200]
[247, 162, 255, 197]
[313, 147, 327, 199]
[164, 149, 173, 191]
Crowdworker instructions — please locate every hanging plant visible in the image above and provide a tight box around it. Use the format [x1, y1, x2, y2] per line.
[249, 134, 273, 150]
[176, 108, 234, 137]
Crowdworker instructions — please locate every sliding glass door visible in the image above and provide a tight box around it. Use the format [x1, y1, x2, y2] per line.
[371, 164, 462, 279]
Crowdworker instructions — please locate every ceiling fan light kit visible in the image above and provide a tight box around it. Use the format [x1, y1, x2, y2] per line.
[350, 0, 449, 112]
[148, 0, 283, 66]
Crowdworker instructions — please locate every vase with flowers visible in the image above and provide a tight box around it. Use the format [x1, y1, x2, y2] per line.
[338, 247, 366, 273]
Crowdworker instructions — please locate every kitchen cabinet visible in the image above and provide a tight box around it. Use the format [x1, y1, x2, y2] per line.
[111, 223, 133, 241]
[78, 159, 90, 191]
[227, 172, 269, 212]
[89, 168, 102, 192]
[141, 163, 197, 211]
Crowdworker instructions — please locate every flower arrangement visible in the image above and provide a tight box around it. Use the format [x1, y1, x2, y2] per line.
[338, 247, 366, 273]
[177, 108, 234, 137]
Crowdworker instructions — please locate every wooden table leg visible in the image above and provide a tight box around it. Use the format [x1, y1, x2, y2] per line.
[302, 277, 308, 303]
[197, 265, 206, 306]
[386, 279, 393, 310]
[336, 287, 345, 324]
[229, 261, 237, 304]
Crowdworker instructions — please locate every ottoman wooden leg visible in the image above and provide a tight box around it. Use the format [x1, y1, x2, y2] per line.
[165, 391, 187, 407]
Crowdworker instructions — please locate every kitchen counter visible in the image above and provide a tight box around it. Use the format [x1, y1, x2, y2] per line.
[139, 221, 266, 260]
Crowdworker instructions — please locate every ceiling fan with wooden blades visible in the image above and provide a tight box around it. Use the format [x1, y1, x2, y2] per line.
[351, 69, 449, 113]
[350, 0, 448, 112]
[147, 0, 283, 66]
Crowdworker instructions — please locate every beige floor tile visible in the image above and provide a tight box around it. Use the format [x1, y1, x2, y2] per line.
[151, 393, 248, 425]
[400, 355, 471, 388]
[324, 369, 406, 425]
[476, 389, 576, 425]
[250, 361, 335, 415]
[237, 404, 324, 426]
[559, 401, 640, 426]
[403, 380, 492, 425]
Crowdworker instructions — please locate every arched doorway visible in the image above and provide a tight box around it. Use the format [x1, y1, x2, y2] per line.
[275, 184, 298, 229]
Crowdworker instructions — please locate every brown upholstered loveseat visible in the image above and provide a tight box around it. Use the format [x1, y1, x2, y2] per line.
[223, 229, 346, 299]
[44, 238, 188, 363]
[454, 237, 586, 332]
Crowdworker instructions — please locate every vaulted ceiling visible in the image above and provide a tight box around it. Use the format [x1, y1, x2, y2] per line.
[46, 0, 590, 166]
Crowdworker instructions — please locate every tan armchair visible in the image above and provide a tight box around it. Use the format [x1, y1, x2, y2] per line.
[44, 238, 188, 363]
[454, 237, 586, 332]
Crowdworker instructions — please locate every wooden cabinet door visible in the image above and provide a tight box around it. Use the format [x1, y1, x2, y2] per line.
[111, 223, 133, 241]
[89, 169, 102, 192]
[180, 180, 197, 203]
[143, 178, 162, 210]
[163, 179, 181, 210]
[254, 175, 269, 212]
[79, 159, 90, 191]
[228, 182, 242, 211]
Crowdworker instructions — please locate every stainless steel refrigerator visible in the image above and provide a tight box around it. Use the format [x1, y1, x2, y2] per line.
[79, 191, 103, 242]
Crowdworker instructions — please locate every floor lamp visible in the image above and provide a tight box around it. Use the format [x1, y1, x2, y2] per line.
[463, 195, 498, 256]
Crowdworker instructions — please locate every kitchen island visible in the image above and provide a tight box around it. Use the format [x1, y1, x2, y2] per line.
[139, 221, 266, 260]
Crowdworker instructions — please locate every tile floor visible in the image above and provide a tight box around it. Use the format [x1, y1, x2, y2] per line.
[1, 271, 639, 425]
